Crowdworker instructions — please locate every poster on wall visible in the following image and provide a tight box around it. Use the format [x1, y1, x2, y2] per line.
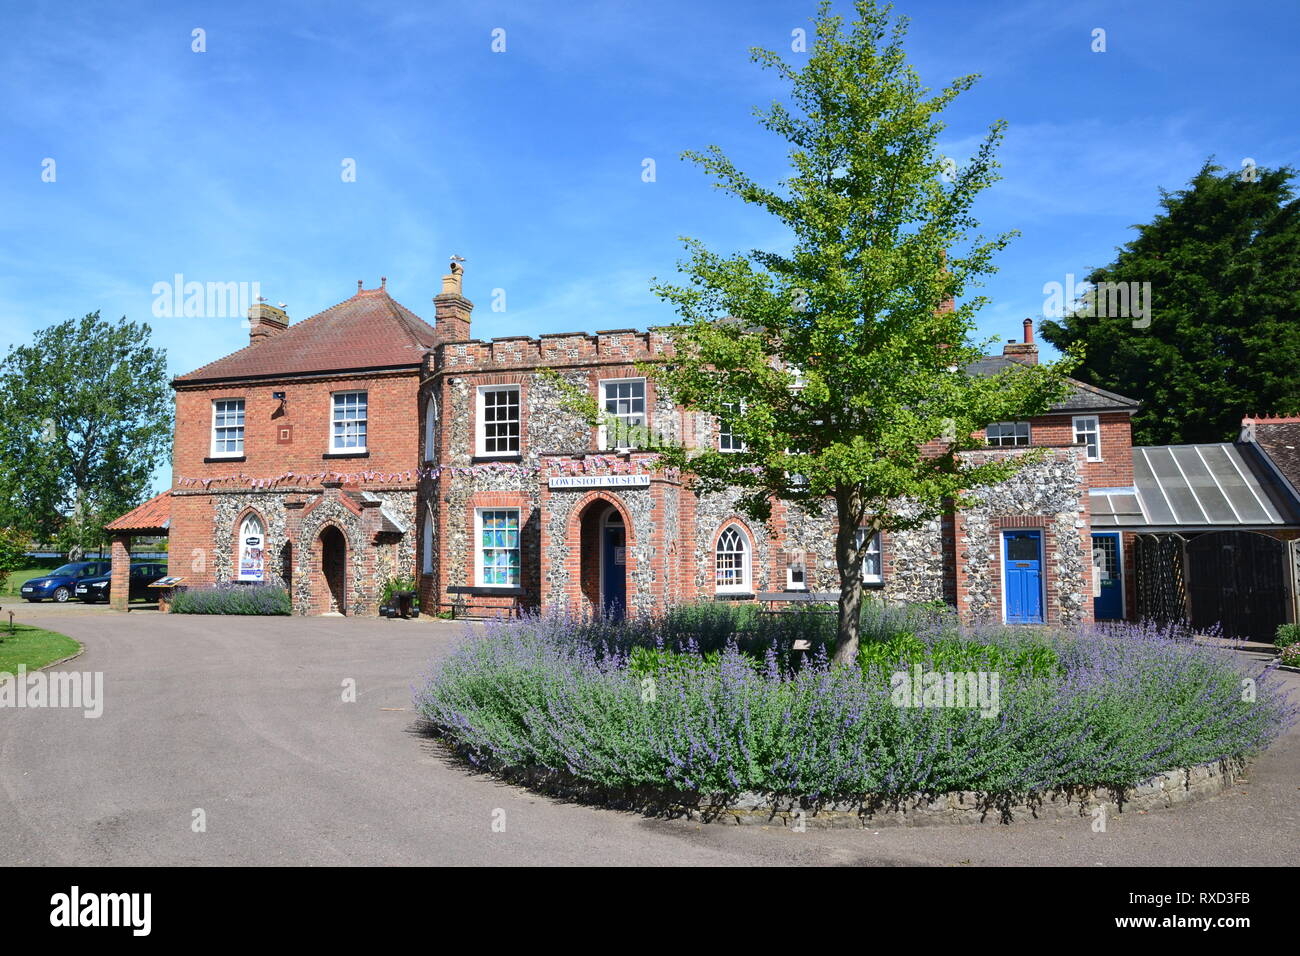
[238, 532, 265, 582]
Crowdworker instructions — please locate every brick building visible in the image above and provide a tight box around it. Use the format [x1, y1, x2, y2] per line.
[158, 262, 1154, 626]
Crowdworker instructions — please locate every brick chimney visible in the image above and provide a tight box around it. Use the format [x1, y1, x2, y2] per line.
[432, 258, 473, 344]
[1002, 318, 1039, 365]
[247, 302, 289, 346]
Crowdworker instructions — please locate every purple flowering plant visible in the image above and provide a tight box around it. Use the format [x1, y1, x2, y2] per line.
[414, 604, 1295, 798]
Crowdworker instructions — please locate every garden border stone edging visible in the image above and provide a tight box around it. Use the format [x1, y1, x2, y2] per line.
[429, 729, 1247, 828]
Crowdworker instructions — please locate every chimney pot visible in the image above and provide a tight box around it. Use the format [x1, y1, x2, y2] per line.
[1002, 319, 1039, 365]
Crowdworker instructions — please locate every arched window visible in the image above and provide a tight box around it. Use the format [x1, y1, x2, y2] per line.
[715, 524, 750, 593]
[424, 395, 439, 462]
[236, 514, 266, 582]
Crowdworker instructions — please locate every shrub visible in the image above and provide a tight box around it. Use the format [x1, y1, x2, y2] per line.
[170, 583, 291, 615]
[859, 597, 959, 643]
[1275, 623, 1300, 649]
[856, 631, 1061, 680]
[415, 611, 1295, 797]
[381, 576, 418, 605]
[1281, 644, 1300, 667]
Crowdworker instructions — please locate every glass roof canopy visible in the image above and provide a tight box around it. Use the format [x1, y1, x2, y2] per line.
[1124, 444, 1295, 529]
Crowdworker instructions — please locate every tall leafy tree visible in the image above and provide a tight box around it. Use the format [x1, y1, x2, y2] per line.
[0, 312, 171, 555]
[0, 526, 30, 592]
[1041, 161, 1300, 445]
[644, 0, 1072, 664]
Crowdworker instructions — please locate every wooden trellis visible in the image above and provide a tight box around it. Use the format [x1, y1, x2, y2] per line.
[1133, 532, 1189, 625]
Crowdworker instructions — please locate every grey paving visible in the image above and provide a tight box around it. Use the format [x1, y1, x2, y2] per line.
[1, 605, 1296, 866]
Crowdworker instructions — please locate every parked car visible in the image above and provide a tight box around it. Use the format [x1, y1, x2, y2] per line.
[21, 561, 111, 602]
[74, 562, 169, 604]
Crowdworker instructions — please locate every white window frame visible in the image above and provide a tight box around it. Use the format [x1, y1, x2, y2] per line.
[856, 529, 883, 585]
[785, 553, 807, 591]
[598, 377, 647, 451]
[210, 398, 246, 458]
[719, 401, 747, 453]
[986, 421, 1031, 447]
[1073, 415, 1101, 461]
[476, 385, 520, 458]
[474, 507, 521, 589]
[714, 524, 751, 594]
[424, 395, 439, 463]
[330, 390, 368, 453]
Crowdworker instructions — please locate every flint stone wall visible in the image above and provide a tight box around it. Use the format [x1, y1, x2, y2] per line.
[959, 449, 1088, 626]
[472, 755, 1247, 829]
[542, 483, 663, 615]
[210, 488, 416, 616]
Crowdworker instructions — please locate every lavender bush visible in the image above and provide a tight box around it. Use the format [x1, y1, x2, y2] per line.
[170, 582, 291, 615]
[414, 608, 1295, 797]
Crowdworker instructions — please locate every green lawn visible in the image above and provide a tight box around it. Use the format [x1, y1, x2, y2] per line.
[0, 623, 82, 674]
[1, 568, 49, 597]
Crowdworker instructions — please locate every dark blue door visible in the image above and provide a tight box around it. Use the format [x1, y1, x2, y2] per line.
[1091, 532, 1123, 620]
[602, 521, 626, 620]
[1004, 531, 1043, 624]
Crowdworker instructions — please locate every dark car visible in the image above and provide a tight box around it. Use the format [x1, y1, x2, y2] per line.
[20, 561, 111, 602]
[74, 562, 168, 604]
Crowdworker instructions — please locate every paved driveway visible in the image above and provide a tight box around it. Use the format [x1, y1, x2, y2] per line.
[1, 609, 1296, 866]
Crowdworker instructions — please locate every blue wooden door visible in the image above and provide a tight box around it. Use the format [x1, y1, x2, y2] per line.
[1004, 531, 1043, 624]
[602, 523, 626, 620]
[1091, 532, 1123, 620]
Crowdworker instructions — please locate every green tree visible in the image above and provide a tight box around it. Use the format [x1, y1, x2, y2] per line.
[0, 312, 171, 555]
[1040, 160, 1300, 445]
[0, 526, 30, 593]
[641, 0, 1072, 664]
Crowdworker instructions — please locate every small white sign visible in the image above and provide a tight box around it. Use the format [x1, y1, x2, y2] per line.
[548, 475, 650, 490]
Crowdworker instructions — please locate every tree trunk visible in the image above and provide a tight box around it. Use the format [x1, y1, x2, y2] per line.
[831, 490, 866, 667]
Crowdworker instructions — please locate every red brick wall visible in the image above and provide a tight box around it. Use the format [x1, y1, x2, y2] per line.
[109, 535, 131, 611]
[166, 491, 217, 586]
[171, 369, 422, 484]
[1022, 412, 1135, 487]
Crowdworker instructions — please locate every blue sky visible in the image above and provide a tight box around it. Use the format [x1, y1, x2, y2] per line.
[2, 0, 1298, 470]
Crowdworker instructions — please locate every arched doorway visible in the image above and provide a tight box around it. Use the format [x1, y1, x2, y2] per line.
[577, 499, 627, 620]
[280, 542, 293, 593]
[319, 526, 347, 615]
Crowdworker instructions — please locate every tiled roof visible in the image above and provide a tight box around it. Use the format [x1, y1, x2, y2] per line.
[173, 286, 437, 383]
[966, 355, 1139, 413]
[1241, 417, 1300, 500]
[105, 491, 172, 533]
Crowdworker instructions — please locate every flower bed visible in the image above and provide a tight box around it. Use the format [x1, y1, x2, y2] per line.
[414, 605, 1294, 811]
[169, 583, 291, 615]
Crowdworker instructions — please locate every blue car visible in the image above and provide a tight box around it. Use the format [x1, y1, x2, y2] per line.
[20, 561, 111, 603]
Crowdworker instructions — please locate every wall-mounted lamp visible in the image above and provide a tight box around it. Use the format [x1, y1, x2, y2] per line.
[272, 390, 287, 413]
